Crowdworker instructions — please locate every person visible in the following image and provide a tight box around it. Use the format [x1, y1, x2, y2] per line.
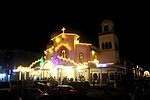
[58, 77, 61, 85]
[75, 77, 77, 81]
[37, 77, 39, 80]
[93, 80, 95, 86]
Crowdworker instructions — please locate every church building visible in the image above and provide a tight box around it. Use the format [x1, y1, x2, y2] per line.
[30, 19, 126, 86]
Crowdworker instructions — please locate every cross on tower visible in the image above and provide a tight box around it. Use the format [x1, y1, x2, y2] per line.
[61, 27, 65, 33]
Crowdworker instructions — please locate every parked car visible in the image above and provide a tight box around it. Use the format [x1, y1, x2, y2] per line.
[67, 81, 90, 95]
[0, 81, 11, 90]
[18, 88, 50, 100]
[51, 85, 78, 98]
[33, 82, 48, 92]
[0, 89, 22, 100]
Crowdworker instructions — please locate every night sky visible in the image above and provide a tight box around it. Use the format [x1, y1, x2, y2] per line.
[1, 2, 150, 68]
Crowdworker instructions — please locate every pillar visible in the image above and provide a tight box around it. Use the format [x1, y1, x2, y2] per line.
[57, 68, 59, 82]
[74, 68, 77, 81]
[87, 68, 90, 82]
[19, 72, 21, 80]
[24, 72, 26, 80]
[100, 68, 102, 86]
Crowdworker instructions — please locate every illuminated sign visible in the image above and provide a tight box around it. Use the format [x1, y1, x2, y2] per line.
[96, 63, 108, 67]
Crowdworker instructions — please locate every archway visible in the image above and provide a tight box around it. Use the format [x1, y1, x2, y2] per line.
[41, 60, 56, 79]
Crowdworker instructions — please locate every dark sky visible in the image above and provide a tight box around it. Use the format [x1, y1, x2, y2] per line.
[1, 2, 150, 68]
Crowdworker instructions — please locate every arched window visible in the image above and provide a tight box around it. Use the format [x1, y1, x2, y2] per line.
[104, 25, 108, 32]
[105, 42, 108, 49]
[79, 53, 84, 63]
[109, 72, 115, 80]
[93, 73, 98, 80]
[102, 42, 105, 49]
[62, 50, 66, 58]
[108, 41, 112, 49]
[61, 46, 67, 58]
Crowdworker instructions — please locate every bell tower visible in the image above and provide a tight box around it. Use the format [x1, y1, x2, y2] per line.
[98, 20, 120, 64]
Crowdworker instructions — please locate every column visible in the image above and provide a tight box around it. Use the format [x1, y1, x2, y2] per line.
[41, 69, 44, 80]
[24, 72, 26, 80]
[57, 68, 59, 81]
[87, 68, 90, 82]
[19, 72, 21, 80]
[100, 67, 102, 86]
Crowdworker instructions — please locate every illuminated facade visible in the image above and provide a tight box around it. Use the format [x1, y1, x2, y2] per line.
[33, 20, 127, 86]
[11, 20, 126, 86]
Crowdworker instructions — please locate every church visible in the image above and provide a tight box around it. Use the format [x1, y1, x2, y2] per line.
[29, 19, 126, 86]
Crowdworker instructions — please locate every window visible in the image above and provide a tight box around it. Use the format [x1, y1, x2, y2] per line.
[104, 25, 108, 32]
[93, 73, 98, 80]
[62, 50, 67, 58]
[108, 41, 112, 49]
[79, 53, 84, 63]
[60, 46, 67, 58]
[109, 72, 115, 80]
[102, 42, 105, 49]
[105, 42, 108, 49]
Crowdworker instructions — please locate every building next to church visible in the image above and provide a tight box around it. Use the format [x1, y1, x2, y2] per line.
[0, 49, 43, 81]
[28, 19, 126, 86]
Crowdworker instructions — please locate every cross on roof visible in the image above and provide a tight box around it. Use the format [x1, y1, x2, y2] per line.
[61, 27, 65, 33]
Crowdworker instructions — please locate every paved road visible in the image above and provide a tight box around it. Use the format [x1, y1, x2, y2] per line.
[86, 86, 131, 100]
[57, 86, 131, 100]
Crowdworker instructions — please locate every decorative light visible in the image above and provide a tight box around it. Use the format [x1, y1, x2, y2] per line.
[55, 43, 71, 51]
[91, 50, 95, 56]
[44, 46, 54, 54]
[57, 55, 77, 66]
[77, 43, 92, 46]
[0, 73, 6, 78]
[54, 57, 60, 65]
[76, 39, 79, 44]
[29, 56, 46, 68]
[13, 65, 33, 72]
[57, 55, 96, 66]
[40, 56, 45, 67]
[55, 37, 61, 43]
[62, 33, 66, 39]
[51, 33, 79, 41]
[137, 65, 138, 68]
[144, 70, 150, 77]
